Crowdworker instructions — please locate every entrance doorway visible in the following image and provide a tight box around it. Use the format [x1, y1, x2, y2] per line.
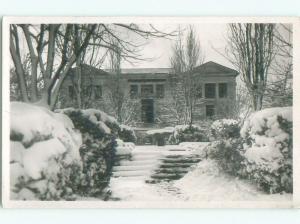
[141, 99, 154, 123]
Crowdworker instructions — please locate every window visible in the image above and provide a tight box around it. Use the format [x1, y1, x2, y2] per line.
[156, 84, 165, 98]
[206, 105, 215, 118]
[205, 83, 216, 98]
[196, 85, 202, 98]
[68, 86, 75, 100]
[219, 83, 228, 98]
[94, 85, 102, 99]
[130, 85, 138, 98]
[141, 84, 154, 98]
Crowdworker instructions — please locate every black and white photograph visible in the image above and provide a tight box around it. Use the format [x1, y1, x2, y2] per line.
[1, 17, 297, 208]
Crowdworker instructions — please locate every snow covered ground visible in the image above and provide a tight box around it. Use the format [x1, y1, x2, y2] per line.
[175, 159, 291, 201]
[108, 143, 292, 202]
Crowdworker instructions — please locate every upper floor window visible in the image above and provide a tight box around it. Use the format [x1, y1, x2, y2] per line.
[141, 84, 154, 98]
[219, 83, 228, 98]
[68, 86, 75, 100]
[94, 85, 102, 99]
[156, 84, 165, 98]
[130, 85, 138, 98]
[205, 83, 216, 99]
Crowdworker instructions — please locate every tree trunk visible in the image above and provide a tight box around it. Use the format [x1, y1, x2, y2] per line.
[10, 31, 29, 102]
[75, 58, 82, 109]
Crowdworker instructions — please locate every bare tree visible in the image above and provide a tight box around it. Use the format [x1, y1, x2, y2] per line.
[265, 24, 293, 107]
[10, 23, 175, 110]
[103, 42, 139, 125]
[225, 23, 275, 111]
[169, 26, 205, 125]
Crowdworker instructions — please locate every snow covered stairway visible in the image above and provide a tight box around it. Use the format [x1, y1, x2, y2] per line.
[147, 154, 201, 183]
[111, 145, 201, 183]
[112, 147, 162, 179]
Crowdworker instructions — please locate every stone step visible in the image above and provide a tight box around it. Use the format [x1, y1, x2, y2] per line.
[150, 173, 184, 180]
[112, 170, 152, 177]
[161, 158, 201, 164]
[154, 167, 191, 174]
[132, 150, 162, 154]
[119, 160, 158, 166]
[160, 163, 195, 169]
[113, 164, 156, 172]
[164, 154, 200, 159]
[132, 155, 162, 160]
[111, 176, 149, 181]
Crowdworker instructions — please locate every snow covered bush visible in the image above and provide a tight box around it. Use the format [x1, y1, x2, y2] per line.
[206, 119, 244, 175]
[240, 107, 293, 193]
[169, 125, 209, 144]
[211, 119, 240, 139]
[10, 102, 82, 200]
[57, 108, 117, 196]
[118, 124, 137, 143]
[146, 127, 174, 146]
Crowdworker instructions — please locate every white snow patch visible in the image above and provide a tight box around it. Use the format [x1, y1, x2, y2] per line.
[146, 127, 175, 135]
[22, 138, 67, 179]
[179, 142, 210, 152]
[175, 159, 291, 201]
[115, 139, 135, 156]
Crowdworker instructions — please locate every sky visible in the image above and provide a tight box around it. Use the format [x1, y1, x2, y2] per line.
[121, 23, 234, 70]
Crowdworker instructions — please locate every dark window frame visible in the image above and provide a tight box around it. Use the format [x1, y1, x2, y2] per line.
[141, 84, 154, 98]
[219, 83, 228, 98]
[156, 84, 165, 98]
[130, 84, 139, 99]
[206, 104, 215, 118]
[94, 85, 102, 99]
[205, 83, 216, 99]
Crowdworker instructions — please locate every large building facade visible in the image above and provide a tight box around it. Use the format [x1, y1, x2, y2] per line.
[60, 61, 239, 127]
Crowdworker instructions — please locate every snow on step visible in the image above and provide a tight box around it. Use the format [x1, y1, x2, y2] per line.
[111, 176, 149, 181]
[113, 164, 156, 172]
[119, 159, 159, 166]
[113, 170, 152, 177]
[132, 154, 162, 160]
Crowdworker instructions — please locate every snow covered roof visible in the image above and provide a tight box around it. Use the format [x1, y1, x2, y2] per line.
[69, 61, 238, 78]
[69, 64, 110, 76]
[193, 61, 239, 76]
[120, 68, 172, 74]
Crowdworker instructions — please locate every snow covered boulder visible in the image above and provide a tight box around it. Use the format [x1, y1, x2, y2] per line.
[10, 102, 82, 200]
[240, 107, 293, 193]
[57, 108, 117, 195]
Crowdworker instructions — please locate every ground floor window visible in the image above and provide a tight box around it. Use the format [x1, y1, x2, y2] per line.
[130, 84, 138, 98]
[206, 105, 215, 117]
[156, 84, 165, 98]
[94, 85, 102, 99]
